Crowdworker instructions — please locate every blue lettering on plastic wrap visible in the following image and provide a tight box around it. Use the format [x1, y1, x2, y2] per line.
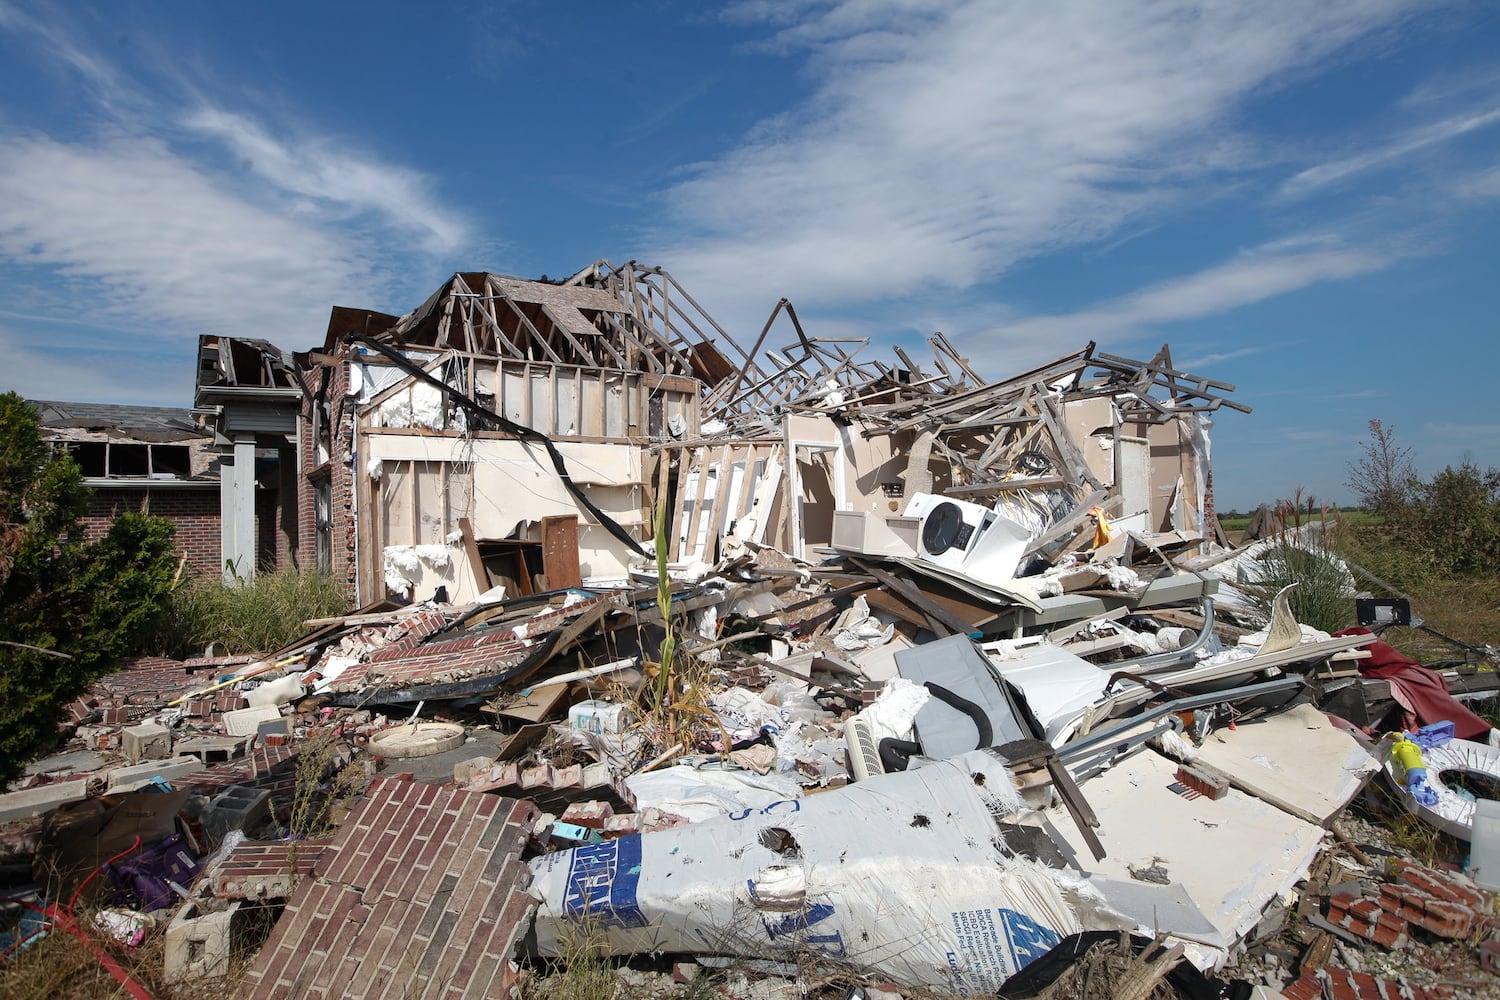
[999, 908, 1059, 970]
[561, 835, 648, 929]
[759, 902, 846, 957]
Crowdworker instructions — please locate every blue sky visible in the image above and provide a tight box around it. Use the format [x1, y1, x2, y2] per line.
[1, 1, 1497, 511]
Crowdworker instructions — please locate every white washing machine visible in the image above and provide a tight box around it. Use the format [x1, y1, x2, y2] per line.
[903, 493, 996, 571]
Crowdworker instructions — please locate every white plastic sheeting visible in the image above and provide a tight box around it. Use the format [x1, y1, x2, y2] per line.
[532, 750, 1127, 995]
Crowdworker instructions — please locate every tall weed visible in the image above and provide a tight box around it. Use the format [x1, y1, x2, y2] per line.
[158, 570, 347, 657]
[1243, 492, 1355, 633]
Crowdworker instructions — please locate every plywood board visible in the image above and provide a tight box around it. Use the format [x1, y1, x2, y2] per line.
[497, 682, 571, 723]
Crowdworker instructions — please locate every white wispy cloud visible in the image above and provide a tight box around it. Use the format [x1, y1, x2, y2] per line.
[0, 134, 376, 337]
[0, 323, 192, 405]
[182, 108, 468, 254]
[1281, 106, 1500, 198]
[1176, 346, 1265, 370]
[0, 6, 470, 376]
[657, 0, 1424, 315]
[966, 243, 1389, 364]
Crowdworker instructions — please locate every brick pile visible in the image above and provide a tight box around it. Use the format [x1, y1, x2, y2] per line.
[1281, 965, 1455, 1000]
[330, 630, 532, 692]
[1324, 861, 1496, 950]
[240, 776, 538, 1000]
[325, 591, 621, 697]
[464, 759, 635, 812]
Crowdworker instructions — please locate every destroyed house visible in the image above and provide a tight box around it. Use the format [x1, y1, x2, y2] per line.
[29, 400, 239, 576]
[190, 259, 1248, 607]
[195, 263, 719, 599]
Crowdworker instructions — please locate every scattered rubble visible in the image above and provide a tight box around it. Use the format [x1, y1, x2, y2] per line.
[5, 264, 1500, 998]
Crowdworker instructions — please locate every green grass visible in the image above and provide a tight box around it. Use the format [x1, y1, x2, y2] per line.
[1219, 508, 1383, 535]
[156, 569, 348, 657]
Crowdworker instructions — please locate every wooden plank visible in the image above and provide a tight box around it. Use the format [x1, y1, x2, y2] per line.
[495, 681, 571, 723]
[540, 515, 583, 590]
[669, 447, 693, 561]
[457, 516, 491, 592]
[726, 446, 756, 536]
[683, 446, 713, 562]
[707, 443, 732, 557]
[849, 558, 972, 637]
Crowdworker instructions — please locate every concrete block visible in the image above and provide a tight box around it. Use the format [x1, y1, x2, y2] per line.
[0, 779, 89, 823]
[164, 898, 243, 983]
[174, 735, 248, 764]
[453, 755, 496, 785]
[106, 757, 203, 793]
[222, 705, 282, 737]
[122, 722, 171, 762]
[204, 785, 273, 844]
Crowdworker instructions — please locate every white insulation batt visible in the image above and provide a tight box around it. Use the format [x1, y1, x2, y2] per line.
[382, 544, 452, 598]
[529, 750, 1129, 995]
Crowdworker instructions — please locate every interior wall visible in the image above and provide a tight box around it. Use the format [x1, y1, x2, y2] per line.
[363, 433, 646, 601]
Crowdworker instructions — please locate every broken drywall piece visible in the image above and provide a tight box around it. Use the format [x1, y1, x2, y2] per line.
[1189, 702, 1378, 826]
[1043, 745, 1325, 968]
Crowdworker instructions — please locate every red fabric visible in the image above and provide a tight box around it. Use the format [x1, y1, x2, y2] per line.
[1335, 627, 1491, 739]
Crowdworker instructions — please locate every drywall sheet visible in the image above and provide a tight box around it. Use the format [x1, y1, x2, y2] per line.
[1192, 702, 1378, 826]
[1046, 746, 1324, 966]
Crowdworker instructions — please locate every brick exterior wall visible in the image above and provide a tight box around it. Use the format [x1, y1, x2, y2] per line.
[80, 485, 296, 579]
[79, 488, 223, 577]
[298, 353, 359, 601]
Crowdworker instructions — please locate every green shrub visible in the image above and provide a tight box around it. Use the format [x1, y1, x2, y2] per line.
[160, 569, 348, 657]
[1, 393, 179, 786]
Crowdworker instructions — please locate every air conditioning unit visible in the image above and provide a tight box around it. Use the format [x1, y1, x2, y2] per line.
[830, 511, 921, 557]
[904, 493, 995, 571]
[844, 714, 885, 782]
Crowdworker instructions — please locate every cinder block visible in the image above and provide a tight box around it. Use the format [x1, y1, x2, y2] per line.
[122, 722, 171, 762]
[204, 786, 273, 845]
[0, 779, 89, 823]
[164, 898, 243, 983]
[222, 705, 283, 737]
[106, 757, 202, 793]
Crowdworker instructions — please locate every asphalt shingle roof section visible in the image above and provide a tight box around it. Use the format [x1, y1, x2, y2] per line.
[30, 399, 205, 435]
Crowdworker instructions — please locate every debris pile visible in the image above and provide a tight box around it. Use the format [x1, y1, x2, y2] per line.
[5, 263, 1500, 998]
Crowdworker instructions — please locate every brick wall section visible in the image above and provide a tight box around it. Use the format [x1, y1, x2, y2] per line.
[298, 354, 359, 601]
[213, 838, 331, 900]
[78, 488, 222, 577]
[240, 776, 539, 1000]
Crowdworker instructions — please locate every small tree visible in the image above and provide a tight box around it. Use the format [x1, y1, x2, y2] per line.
[1407, 461, 1500, 577]
[0, 393, 179, 786]
[1346, 419, 1416, 514]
